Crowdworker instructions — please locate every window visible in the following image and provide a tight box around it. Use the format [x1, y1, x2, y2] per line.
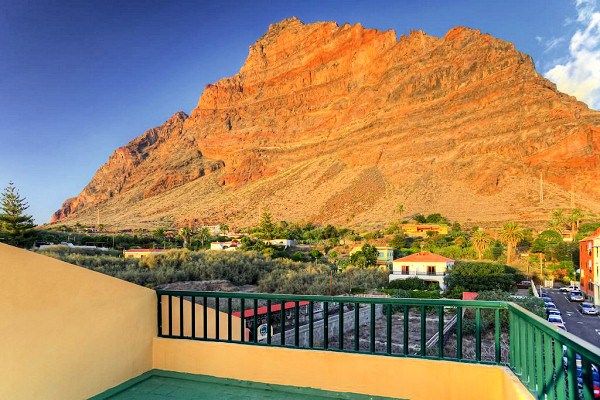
[402, 265, 410, 275]
[427, 266, 436, 275]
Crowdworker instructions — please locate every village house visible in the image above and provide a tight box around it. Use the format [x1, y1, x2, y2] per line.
[390, 251, 455, 290]
[267, 239, 298, 248]
[210, 241, 240, 251]
[401, 224, 449, 238]
[350, 246, 395, 267]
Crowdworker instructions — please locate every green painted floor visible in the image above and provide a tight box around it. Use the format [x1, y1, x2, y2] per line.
[90, 370, 404, 400]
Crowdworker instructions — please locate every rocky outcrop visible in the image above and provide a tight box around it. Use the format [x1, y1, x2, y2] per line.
[52, 18, 600, 228]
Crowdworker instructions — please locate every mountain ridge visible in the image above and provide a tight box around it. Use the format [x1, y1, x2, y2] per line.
[51, 18, 600, 228]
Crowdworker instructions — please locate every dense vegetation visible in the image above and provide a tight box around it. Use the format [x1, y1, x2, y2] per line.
[34, 247, 388, 295]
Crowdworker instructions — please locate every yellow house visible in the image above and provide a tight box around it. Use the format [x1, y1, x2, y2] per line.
[123, 248, 168, 259]
[390, 251, 454, 290]
[350, 246, 395, 266]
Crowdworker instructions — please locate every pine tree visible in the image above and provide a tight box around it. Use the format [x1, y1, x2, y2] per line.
[259, 209, 275, 240]
[0, 182, 35, 245]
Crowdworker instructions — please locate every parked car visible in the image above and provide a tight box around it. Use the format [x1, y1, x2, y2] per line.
[561, 286, 579, 293]
[556, 324, 568, 332]
[570, 292, 585, 302]
[547, 309, 562, 317]
[581, 303, 599, 315]
[562, 352, 600, 399]
[545, 302, 558, 310]
[542, 297, 553, 303]
[541, 293, 551, 299]
[548, 314, 565, 325]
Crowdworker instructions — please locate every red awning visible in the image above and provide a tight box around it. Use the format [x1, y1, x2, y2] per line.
[232, 301, 310, 318]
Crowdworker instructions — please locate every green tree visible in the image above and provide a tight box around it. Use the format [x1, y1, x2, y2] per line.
[219, 224, 229, 233]
[498, 222, 524, 264]
[309, 249, 323, 263]
[196, 227, 211, 248]
[569, 207, 584, 235]
[259, 209, 275, 240]
[152, 228, 165, 242]
[470, 230, 492, 261]
[0, 182, 35, 245]
[350, 243, 378, 268]
[178, 227, 193, 248]
[389, 232, 406, 249]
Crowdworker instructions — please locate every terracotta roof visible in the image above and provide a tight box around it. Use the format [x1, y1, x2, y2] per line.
[462, 292, 478, 301]
[393, 251, 454, 263]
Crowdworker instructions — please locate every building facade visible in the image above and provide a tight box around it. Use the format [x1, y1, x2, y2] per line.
[579, 228, 600, 305]
[350, 246, 395, 267]
[390, 251, 454, 290]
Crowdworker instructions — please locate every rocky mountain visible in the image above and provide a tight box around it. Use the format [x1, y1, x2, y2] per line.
[51, 17, 600, 229]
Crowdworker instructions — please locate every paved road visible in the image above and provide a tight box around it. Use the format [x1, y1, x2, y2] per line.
[542, 288, 600, 347]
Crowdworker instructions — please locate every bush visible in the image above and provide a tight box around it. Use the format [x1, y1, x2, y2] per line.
[388, 277, 435, 291]
[445, 261, 525, 293]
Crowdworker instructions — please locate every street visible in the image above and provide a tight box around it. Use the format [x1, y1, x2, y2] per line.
[542, 288, 600, 347]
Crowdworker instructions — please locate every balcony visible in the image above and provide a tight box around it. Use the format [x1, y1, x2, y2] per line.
[391, 271, 446, 276]
[4, 243, 600, 400]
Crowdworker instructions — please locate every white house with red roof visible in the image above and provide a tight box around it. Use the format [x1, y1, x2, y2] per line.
[390, 251, 455, 290]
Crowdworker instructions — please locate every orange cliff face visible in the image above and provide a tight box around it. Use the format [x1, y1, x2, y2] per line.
[51, 17, 600, 228]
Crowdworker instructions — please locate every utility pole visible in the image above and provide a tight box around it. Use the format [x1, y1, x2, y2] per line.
[539, 172, 544, 204]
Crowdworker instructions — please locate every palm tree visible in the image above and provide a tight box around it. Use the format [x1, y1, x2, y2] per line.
[470, 230, 492, 261]
[178, 227, 193, 248]
[498, 222, 524, 264]
[569, 207, 584, 235]
[548, 218, 564, 234]
[196, 227, 211, 249]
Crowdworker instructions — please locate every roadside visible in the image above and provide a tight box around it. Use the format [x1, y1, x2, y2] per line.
[543, 288, 600, 347]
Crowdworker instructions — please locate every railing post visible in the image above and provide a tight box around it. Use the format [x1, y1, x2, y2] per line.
[168, 295, 173, 337]
[403, 305, 409, 356]
[387, 304, 392, 355]
[323, 301, 329, 350]
[370, 303, 376, 353]
[191, 295, 195, 339]
[179, 295, 184, 338]
[338, 302, 344, 350]
[240, 298, 245, 343]
[566, 348, 578, 400]
[267, 299, 272, 345]
[494, 308, 501, 364]
[438, 306, 444, 358]
[456, 306, 462, 360]
[354, 302, 359, 352]
[420, 306, 426, 357]
[554, 339, 566, 400]
[157, 292, 162, 337]
[309, 301, 314, 348]
[475, 308, 481, 362]
[227, 298, 232, 342]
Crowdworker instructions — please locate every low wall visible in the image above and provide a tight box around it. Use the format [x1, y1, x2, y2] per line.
[0, 244, 156, 400]
[153, 338, 533, 400]
[160, 295, 246, 340]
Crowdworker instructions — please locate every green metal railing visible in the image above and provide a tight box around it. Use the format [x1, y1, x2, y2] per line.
[156, 290, 600, 399]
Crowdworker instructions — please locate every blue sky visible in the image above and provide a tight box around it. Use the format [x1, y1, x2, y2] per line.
[1, 0, 598, 224]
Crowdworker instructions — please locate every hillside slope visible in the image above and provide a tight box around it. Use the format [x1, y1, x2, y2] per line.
[51, 18, 600, 229]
